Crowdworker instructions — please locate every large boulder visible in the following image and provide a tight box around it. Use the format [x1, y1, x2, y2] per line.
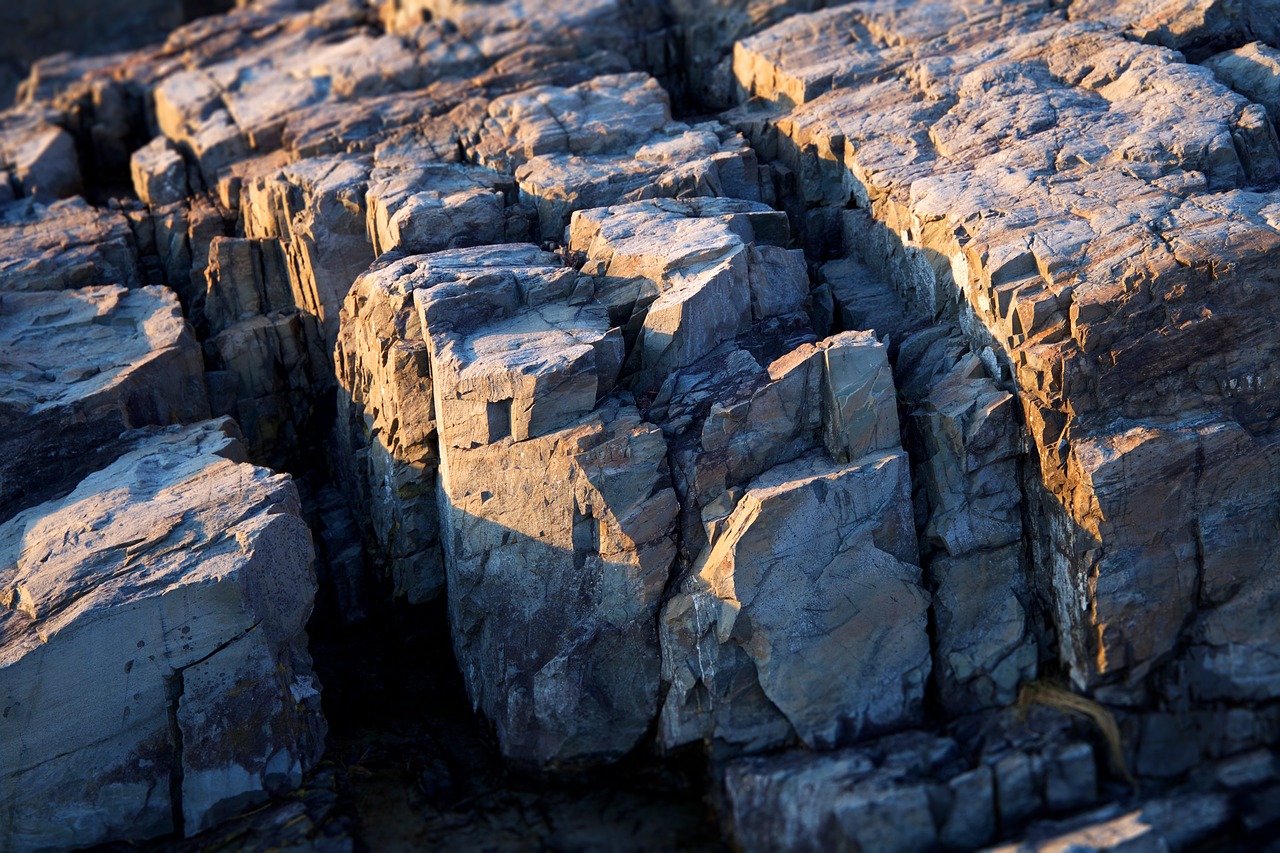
[0, 419, 325, 850]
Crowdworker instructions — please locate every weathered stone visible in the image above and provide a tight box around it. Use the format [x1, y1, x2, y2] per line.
[1070, 0, 1280, 57]
[438, 398, 678, 765]
[366, 162, 523, 256]
[992, 807, 1169, 853]
[205, 308, 330, 467]
[0, 110, 81, 201]
[0, 419, 325, 849]
[660, 450, 928, 752]
[721, 733, 960, 853]
[940, 766, 997, 850]
[240, 154, 374, 346]
[0, 285, 209, 520]
[569, 197, 804, 391]
[334, 245, 569, 606]
[477, 74, 762, 236]
[416, 249, 622, 450]
[201, 236, 293, 334]
[734, 0, 1280, 706]
[376, 0, 664, 69]
[0, 196, 141, 291]
[130, 135, 190, 207]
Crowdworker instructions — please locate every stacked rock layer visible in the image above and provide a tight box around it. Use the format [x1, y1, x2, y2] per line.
[4, 0, 1280, 850]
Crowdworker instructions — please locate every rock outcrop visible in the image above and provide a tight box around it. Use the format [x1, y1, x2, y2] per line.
[0, 284, 209, 520]
[733, 0, 1280, 720]
[9, 0, 1280, 847]
[0, 419, 324, 850]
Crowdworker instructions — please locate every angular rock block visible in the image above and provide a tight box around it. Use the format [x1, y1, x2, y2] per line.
[366, 162, 523, 256]
[569, 197, 805, 390]
[438, 398, 678, 765]
[0, 285, 209, 520]
[1071, 0, 1280, 56]
[240, 154, 375, 348]
[335, 244, 566, 604]
[0, 111, 82, 201]
[0, 196, 142, 292]
[0, 419, 325, 849]
[722, 707, 1107, 853]
[736, 0, 1280, 704]
[661, 450, 928, 752]
[415, 247, 623, 449]
[894, 328, 1038, 712]
[478, 74, 762, 236]
[130, 135, 190, 208]
[205, 308, 330, 467]
[1204, 42, 1280, 126]
[721, 733, 975, 853]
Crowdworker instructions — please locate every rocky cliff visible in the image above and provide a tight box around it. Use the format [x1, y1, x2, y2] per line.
[4, 0, 1280, 849]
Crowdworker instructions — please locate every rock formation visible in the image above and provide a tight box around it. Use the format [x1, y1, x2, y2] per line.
[0, 419, 324, 849]
[6, 0, 1280, 848]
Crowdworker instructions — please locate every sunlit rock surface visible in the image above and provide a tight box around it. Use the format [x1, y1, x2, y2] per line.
[733, 0, 1280, 710]
[8, 0, 1280, 847]
[0, 419, 324, 850]
[0, 284, 209, 520]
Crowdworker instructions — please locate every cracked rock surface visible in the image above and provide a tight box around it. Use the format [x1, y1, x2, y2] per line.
[0, 419, 324, 850]
[8, 0, 1280, 849]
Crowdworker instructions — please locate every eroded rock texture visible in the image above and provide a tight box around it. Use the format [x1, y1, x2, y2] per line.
[0, 419, 324, 850]
[733, 0, 1280, 715]
[9, 0, 1280, 847]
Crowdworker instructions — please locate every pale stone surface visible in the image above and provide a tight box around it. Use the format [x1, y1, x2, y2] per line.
[240, 154, 375, 347]
[415, 249, 622, 450]
[0, 419, 325, 850]
[735, 0, 1280, 702]
[1204, 43, 1280, 125]
[366, 162, 522, 256]
[569, 197, 804, 390]
[0, 111, 81, 201]
[131, 135, 190, 208]
[0, 196, 141, 291]
[478, 74, 762, 236]
[1070, 0, 1280, 55]
[333, 245, 572, 605]
[0, 285, 209, 520]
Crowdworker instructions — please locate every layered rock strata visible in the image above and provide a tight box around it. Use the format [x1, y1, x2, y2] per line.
[0, 419, 325, 850]
[733, 0, 1280, 718]
[0, 284, 209, 519]
[7, 0, 1280, 847]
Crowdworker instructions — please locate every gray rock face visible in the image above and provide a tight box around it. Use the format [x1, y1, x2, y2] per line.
[0, 419, 325, 850]
[662, 450, 928, 752]
[477, 74, 762, 236]
[438, 397, 678, 765]
[0, 111, 82, 201]
[409, 246, 676, 765]
[721, 706, 1109, 853]
[0, 284, 209, 520]
[569, 197, 805, 391]
[735, 0, 1280, 711]
[0, 196, 141, 291]
[1069, 0, 1280, 56]
[1204, 42, 1280, 126]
